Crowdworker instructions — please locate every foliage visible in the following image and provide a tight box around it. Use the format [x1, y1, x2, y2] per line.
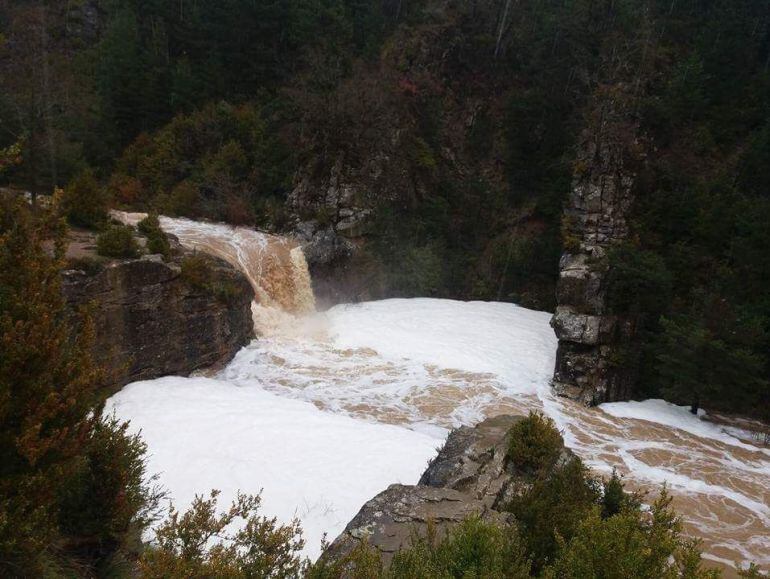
[113, 102, 289, 224]
[138, 213, 171, 259]
[657, 309, 767, 415]
[308, 518, 530, 579]
[61, 168, 109, 229]
[607, 244, 673, 316]
[388, 517, 530, 579]
[506, 412, 563, 474]
[180, 253, 244, 304]
[139, 490, 306, 578]
[600, 469, 641, 519]
[543, 488, 720, 579]
[96, 224, 140, 259]
[0, 199, 155, 574]
[307, 538, 384, 579]
[58, 415, 163, 565]
[507, 457, 600, 572]
[309, 461, 723, 579]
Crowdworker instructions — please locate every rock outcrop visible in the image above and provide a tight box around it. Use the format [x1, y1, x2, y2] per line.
[62, 230, 253, 388]
[323, 415, 574, 567]
[551, 84, 642, 405]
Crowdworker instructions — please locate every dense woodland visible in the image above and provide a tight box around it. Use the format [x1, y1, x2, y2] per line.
[1, 0, 768, 421]
[1, 0, 769, 575]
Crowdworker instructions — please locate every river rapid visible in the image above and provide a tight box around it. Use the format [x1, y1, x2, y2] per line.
[108, 213, 770, 574]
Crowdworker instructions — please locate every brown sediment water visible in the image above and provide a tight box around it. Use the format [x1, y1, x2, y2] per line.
[111, 211, 315, 334]
[109, 211, 769, 575]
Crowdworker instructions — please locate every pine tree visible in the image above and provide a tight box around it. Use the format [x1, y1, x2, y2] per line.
[0, 197, 102, 573]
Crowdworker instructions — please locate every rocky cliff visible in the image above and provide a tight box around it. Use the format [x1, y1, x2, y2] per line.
[550, 85, 642, 405]
[62, 231, 253, 389]
[323, 415, 574, 567]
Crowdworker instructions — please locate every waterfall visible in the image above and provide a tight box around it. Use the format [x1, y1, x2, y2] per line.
[111, 211, 315, 335]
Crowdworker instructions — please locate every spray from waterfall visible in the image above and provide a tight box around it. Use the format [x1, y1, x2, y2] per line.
[111, 211, 315, 335]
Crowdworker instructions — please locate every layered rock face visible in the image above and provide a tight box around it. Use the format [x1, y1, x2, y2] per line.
[323, 415, 574, 566]
[62, 237, 253, 388]
[551, 85, 641, 405]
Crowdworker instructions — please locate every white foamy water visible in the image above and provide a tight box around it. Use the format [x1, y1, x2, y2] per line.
[106, 216, 769, 574]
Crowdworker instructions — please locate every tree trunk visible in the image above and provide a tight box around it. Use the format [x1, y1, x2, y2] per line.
[494, 0, 514, 60]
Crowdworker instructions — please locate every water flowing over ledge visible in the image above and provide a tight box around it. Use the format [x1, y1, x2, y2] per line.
[106, 213, 770, 573]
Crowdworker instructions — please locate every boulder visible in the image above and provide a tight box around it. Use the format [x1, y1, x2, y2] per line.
[323, 415, 575, 568]
[323, 484, 512, 565]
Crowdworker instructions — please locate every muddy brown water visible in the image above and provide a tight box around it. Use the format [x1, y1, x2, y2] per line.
[111, 211, 770, 575]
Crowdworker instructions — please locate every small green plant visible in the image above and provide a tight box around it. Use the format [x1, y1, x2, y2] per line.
[96, 224, 140, 258]
[62, 168, 110, 229]
[411, 136, 437, 171]
[600, 469, 641, 518]
[180, 253, 243, 304]
[543, 488, 721, 578]
[180, 253, 213, 289]
[560, 215, 581, 253]
[506, 411, 563, 473]
[138, 213, 171, 259]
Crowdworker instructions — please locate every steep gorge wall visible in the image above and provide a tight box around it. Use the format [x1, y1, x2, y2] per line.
[63, 239, 253, 388]
[551, 85, 642, 405]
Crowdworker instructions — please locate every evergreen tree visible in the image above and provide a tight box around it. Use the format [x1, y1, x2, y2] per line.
[0, 198, 158, 573]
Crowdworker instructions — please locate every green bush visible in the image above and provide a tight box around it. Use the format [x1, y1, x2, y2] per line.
[543, 489, 720, 579]
[96, 224, 140, 258]
[180, 253, 243, 304]
[139, 490, 305, 578]
[388, 517, 530, 579]
[308, 518, 530, 579]
[180, 253, 213, 289]
[62, 168, 110, 229]
[600, 469, 643, 520]
[59, 416, 162, 565]
[138, 213, 171, 259]
[507, 457, 600, 571]
[506, 412, 563, 474]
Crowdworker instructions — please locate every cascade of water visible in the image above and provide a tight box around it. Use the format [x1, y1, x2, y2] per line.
[111, 211, 316, 336]
[108, 211, 769, 573]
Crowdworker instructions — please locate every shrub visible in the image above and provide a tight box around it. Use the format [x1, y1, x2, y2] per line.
[62, 168, 109, 229]
[389, 517, 530, 579]
[307, 539, 383, 579]
[507, 457, 600, 572]
[506, 412, 563, 474]
[139, 490, 306, 578]
[96, 224, 140, 258]
[180, 253, 213, 289]
[162, 180, 201, 218]
[309, 518, 530, 579]
[600, 469, 641, 519]
[180, 253, 243, 304]
[138, 213, 171, 259]
[543, 488, 720, 579]
[0, 200, 155, 575]
[59, 416, 163, 564]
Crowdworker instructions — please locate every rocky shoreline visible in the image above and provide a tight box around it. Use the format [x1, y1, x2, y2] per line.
[322, 414, 574, 567]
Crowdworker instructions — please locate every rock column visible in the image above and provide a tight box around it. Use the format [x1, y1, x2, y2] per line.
[551, 84, 641, 405]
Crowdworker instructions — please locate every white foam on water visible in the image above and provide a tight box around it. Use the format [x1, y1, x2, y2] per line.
[601, 399, 770, 455]
[105, 377, 439, 559]
[327, 299, 556, 393]
[103, 217, 770, 571]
